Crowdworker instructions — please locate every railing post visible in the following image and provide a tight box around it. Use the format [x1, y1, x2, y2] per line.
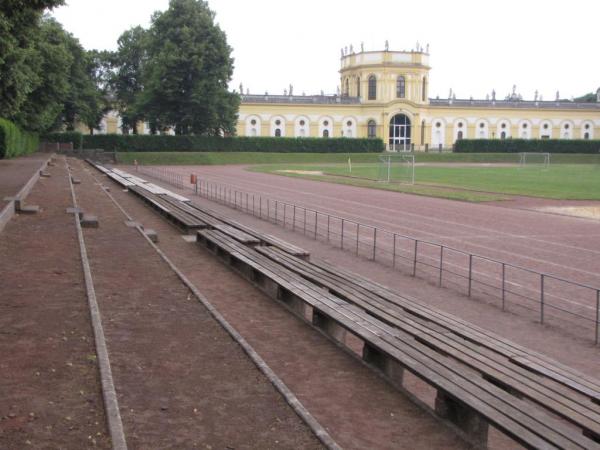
[596, 289, 600, 345]
[303, 208, 307, 235]
[341, 219, 345, 250]
[412, 240, 418, 276]
[468, 254, 473, 297]
[502, 263, 506, 311]
[540, 274, 545, 324]
[439, 246, 444, 287]
[392, 234, 397, 268]
[373, 228, 377, 261]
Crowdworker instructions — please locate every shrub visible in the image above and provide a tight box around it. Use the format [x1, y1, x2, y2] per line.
[0, 118, 39, 159]
[42, 134, 385, 153]
[454, 139, 600, 154]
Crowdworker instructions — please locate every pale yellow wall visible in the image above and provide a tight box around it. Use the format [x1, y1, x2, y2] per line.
[238, 100, 600, 150]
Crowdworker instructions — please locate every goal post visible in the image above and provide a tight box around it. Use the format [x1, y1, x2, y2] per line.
[518, 152, 550, 169]
[377, 153, 415, 184]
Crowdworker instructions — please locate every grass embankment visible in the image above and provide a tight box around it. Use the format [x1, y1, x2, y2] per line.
[116, 152, 380, 165]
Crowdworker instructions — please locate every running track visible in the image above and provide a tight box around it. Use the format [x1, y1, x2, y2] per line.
[144, 164, 600, 334]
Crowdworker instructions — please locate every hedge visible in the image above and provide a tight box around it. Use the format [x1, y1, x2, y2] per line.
[0, 118, 39, 159]
[454, 139, 600, 154]
[41, 133, 385, 153]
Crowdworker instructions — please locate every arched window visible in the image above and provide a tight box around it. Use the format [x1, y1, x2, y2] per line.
[368, 75, 377, 100]
[356, 77, 361, 97]
[343, 78, 349, 97]
[323, 129, 329, 138]
[457, 131, 464, 140]
[501, 131, 506, 139]
[396, 76, 405, 98]
[584, 132, 590, 140]
[422, 77, 427, 101]
[275, 129, 281, 137]
[367, 120, 377, 138]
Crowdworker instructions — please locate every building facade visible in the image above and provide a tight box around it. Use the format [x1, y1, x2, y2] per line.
[237, 47, 600, 150]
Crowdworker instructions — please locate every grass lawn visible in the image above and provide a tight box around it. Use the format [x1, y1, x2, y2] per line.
[117, 151, 600, 201]
[251, 162, 600, 201]
[116, 151, 600, 166]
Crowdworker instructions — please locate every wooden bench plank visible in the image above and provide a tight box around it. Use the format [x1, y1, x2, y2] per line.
[312, 258, 600, 399]
[188, 202, 310, 258]
[213, 225, 260, 245]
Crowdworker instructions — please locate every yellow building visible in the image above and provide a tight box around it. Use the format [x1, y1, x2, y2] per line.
[237, 46, 600, 150]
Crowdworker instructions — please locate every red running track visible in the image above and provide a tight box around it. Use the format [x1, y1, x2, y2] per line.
[139, 164, 600, 339]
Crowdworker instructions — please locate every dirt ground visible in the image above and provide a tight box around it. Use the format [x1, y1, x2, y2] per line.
[0, 153, 49, 206]
[68, 159, 324, 449]
[0, 160, 110, 449]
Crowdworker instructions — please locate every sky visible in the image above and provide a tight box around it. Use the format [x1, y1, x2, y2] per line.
[51, 0, 600, 101]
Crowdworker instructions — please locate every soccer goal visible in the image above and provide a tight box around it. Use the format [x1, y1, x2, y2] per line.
[519, 152, 550, 169]
[377, 153, 415, 184]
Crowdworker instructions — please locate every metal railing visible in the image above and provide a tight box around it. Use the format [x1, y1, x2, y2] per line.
[138, 165, 600, 345]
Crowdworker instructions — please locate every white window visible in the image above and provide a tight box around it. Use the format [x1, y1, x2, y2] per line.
[245, 116, 261, 137]
[270, 117, 286, 137]
[294, 117, 310, 137]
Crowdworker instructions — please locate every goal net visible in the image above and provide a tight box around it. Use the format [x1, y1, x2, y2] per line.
[519, 152, 550, 169]
[377, 153, 415, 184]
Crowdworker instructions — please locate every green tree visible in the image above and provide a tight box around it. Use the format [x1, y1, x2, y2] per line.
[140, 0, 239, 135]
[112, 26, 147, 134]
[0, 1, 64, 119]
[12, 17, 73, 132]
[574, 92, 597, 103]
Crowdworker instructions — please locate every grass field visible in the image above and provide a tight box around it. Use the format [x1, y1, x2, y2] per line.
[116, 151, 600, 166]
[251, 162, 600, 201]
[118, 151, 600, 201]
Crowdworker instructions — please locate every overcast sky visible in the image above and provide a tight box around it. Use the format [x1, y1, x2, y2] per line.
[51, 0, 599, 101]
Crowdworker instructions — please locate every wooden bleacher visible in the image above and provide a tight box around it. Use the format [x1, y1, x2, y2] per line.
[197, 229, 600, 449]
[86, 161, 310, 258]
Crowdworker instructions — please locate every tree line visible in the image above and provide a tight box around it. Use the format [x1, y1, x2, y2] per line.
[0, 0, 239, 136]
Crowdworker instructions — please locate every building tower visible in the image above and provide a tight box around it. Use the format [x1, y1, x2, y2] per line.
[340, 46, 431, 150]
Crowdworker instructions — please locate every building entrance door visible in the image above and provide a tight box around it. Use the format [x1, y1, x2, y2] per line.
[389, 114, 411, 151]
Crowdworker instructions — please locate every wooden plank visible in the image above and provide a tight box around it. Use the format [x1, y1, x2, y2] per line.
[313, 258, 600, 397]
[511, 356, 600, 404]
[214, 224, 260, 245]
